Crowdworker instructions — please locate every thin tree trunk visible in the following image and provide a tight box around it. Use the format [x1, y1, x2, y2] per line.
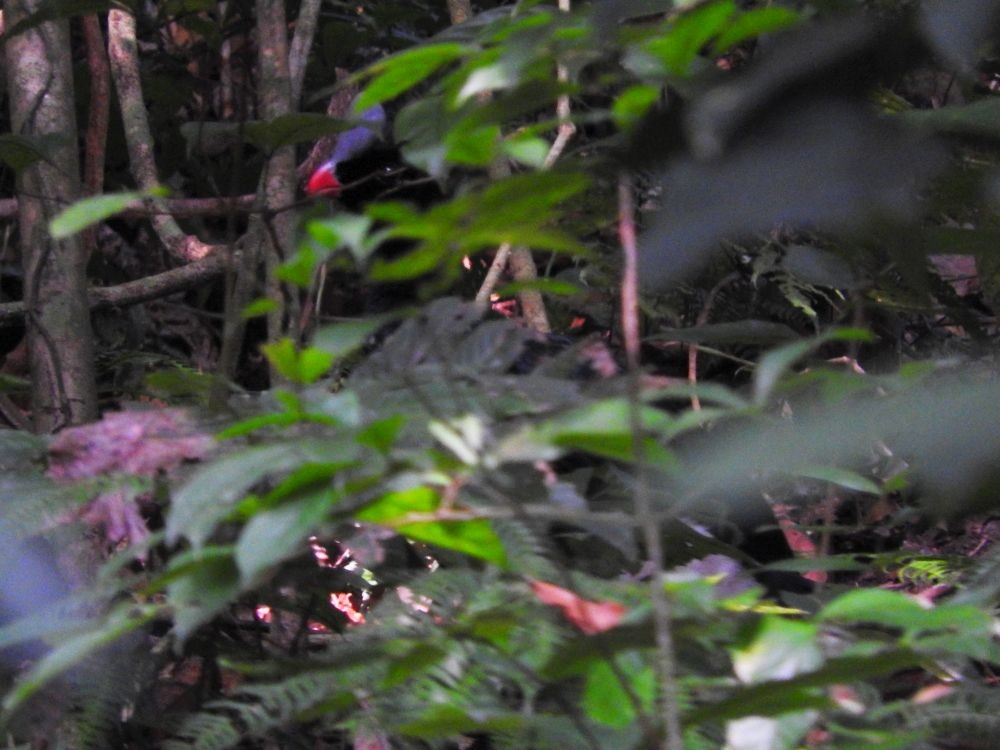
[4, 0, 97, 430]
[256, 0, 298, 372]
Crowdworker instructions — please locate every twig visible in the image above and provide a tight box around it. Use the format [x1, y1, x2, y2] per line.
[470, 1, 577, 333]
[687, 271, 739, 411]
[619, 173, 684, 750]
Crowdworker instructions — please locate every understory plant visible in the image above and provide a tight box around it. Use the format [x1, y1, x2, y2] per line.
[2, 1, 1000, 749]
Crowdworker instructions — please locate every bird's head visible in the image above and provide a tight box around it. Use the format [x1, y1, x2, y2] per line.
[305, 104, 387, 198]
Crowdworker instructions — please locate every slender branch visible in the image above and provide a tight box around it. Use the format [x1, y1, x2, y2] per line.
[255, 0, 298, 362]
[288, 0, 323, 107]
[107, 8, 224, 262]
[619, 173, 684, 750]
[0, 255, 227, 325]
[474, 243, 512, 307]
[80, 13, 110, 257]
[474, 0, 576, 332]
[687, 272, 739, 411]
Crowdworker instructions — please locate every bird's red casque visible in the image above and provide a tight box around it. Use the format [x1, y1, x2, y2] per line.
[306, 163, 342, 197]
[305, 104, 386, 198]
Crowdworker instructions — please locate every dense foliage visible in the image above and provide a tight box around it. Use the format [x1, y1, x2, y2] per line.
[2, 1, 1000, 748]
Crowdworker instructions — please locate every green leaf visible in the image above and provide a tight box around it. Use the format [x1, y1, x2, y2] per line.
[168, 553, 242, 642]
[394, 96, 453, 178]
[583, 653, 655, 727]
[357, 415, 408, 454]
[713, 6, 801, 53]
[307, 213, 376, 264]
[383, 644, 448, 688]
[355, 43, 469, 112]
[277, 245, 320, 287]
[1, 603, 159, 717]
[236, 489, 337, 585]
[245, 112, 354, 151]
[823, 589, 913, 629]
[793, 466, 880, 495]
[753, 328, 873, 406]
[370, 243, 447, 281]
[49, 188, 167, 239]
[242, 298, 280, 318]
[613, 84, 661, 129]
[299, 347, 337, 384]
[261, 339, 335, 385]
[445, 122, 501, 166]
[525, 398, 676, 463]
[732, 617, 822, 684]
[901, 97, 1000, 139]
[313, 315, 393, 361]
[357, 486, 507, 567]
[502, 134, 550, 167]
[396, 705, 521, 739]
[684, 650, 920, 725]
[169, 441, 340, 547]
[646, 0, 735, 76]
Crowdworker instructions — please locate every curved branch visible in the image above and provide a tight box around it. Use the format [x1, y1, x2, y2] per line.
[107, 9, 224, 262]
[0, 255, 227, 326]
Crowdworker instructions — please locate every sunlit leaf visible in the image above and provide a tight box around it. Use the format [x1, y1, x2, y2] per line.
[355, 43, 469, 112]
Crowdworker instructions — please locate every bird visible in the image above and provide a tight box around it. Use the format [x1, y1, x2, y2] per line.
[305, 104, 387, 197]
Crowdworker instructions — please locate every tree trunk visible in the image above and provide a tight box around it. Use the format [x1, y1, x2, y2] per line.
[4, 0, 98, 430]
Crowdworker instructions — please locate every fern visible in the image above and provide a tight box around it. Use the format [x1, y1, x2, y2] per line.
[898, 686, 1000, 748]
[164, 665, 373, 749]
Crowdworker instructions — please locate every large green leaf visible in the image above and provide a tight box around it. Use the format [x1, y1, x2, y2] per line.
[168, 440, 357, 548]
[49, 187, 167, 239]
[582, 652, 655, 727]
[166, 550, 242, 643]
[236, 489, 337, 586]
[355, 43, 469, 112]
[245, 113, 356, 151]
[357, 486, 507, 567]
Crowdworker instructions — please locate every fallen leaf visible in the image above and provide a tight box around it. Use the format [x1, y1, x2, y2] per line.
[530, 580, 626, 635]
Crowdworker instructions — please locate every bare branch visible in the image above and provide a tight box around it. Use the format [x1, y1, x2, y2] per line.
[619, 173, 684, 750]
[0, 255, 227, 326]
[107, 9, 224, 263]
[474, 0, 577, 332]
[289, 0, 323, 107]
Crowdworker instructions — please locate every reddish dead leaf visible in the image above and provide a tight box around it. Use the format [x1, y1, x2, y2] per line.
[48, 409, 214, 551]
[530, 580, 625, 635]
[912, 682, 955, 704]
[354, 726, 392, 750]
[79, 488, 150, 547]
[929, 254, 979, 297]
[48, 408, 213, 480]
